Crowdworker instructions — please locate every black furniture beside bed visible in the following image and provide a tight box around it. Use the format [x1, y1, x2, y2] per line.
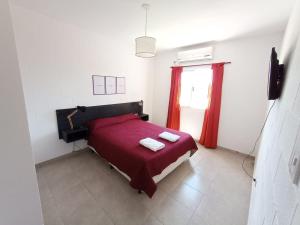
[62, 127, 89, 143]
[139, 113, 149, 121]
[56, 101, 145, 143]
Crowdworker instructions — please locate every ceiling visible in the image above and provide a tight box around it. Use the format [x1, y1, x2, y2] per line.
[11, 0, 295, 50]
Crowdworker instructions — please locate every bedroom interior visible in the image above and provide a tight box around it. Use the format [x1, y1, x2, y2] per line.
[1, 0, 300, 225]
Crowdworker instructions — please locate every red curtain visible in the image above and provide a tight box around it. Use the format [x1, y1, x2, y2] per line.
[166, 67, 183, 130]
[199, 63, 224, 148]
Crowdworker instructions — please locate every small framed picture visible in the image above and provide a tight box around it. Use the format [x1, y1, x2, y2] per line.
[92, 75, 105, 95]
[116, 77, 126, 94]
[105, 76, 117, 94]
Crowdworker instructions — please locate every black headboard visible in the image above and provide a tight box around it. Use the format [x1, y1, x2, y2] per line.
[56, 101, 143, 139]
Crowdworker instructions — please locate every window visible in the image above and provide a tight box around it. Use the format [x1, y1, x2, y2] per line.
[180, 66, 212, 110]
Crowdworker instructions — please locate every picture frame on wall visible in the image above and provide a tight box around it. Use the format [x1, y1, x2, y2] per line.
[116, 77, 126, 94]
[105, 76, 117, 95]
[92, 75, 105, 95]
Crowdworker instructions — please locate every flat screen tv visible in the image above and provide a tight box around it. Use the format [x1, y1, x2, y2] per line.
[268, 47, 284, 100]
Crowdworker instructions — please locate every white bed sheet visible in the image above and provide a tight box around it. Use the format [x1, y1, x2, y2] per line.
[88, 145, 191, 184]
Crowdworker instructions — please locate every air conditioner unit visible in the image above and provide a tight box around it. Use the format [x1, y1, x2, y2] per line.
[177, 47, 213, 62]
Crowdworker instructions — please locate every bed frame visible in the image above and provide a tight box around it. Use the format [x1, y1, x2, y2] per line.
[56, 101, 143, 139]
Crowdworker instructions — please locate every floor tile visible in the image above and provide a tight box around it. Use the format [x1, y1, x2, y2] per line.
[63, 200, 114, 225]
[37, 147, 253, 225]
[183, 171, 213, 194]
[187, 214, 211, 225]
[41, 196, 64, 225]
[143, 215, 164, 225]
[194, 193, 237, 225]
[48, 171, 82, 197]
[103, 194, 151, 225]
[128, 188, 168, 212]
[153, 196, 194, 225]
[193, 158, 220, 181]
[157, 161, 191, 193]
[169, 183, 204, 210]
[54, 183, 95, 218]
[83, 172, 113, 199]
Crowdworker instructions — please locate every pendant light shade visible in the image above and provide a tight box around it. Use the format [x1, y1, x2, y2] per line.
[135, 4, 156, 58]
[135, 36, 156, 58]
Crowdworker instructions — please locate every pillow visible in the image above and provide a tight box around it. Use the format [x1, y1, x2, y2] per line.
[88, 113, 139, 132]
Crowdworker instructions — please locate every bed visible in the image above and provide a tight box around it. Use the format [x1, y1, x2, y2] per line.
[56, 101, 198, 197]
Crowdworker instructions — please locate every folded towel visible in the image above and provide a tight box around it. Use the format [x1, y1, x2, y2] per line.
[139, 138, 165, 151]
[159, 131, 180, 142]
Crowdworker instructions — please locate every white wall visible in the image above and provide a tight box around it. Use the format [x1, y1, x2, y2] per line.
[0, 1, 43, 224]
[247, 1, 300, 224]
[10, 4, 154, 163]
[152, 33, 282, 154]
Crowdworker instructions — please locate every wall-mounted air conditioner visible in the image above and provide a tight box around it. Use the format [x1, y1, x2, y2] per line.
[177, 47, 213, 62]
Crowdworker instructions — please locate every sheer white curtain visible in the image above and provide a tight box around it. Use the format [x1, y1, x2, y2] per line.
[179, 66, 213, 139]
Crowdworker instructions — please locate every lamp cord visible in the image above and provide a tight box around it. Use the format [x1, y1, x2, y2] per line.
[242, 100, 276, 180]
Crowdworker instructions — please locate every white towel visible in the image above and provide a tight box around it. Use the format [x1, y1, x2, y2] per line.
[139, 138, 165, 151]
[159, 131, 180, 142]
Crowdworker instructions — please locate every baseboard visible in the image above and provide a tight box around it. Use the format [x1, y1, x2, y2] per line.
[35, 147, 90, 168]
[217, 145, 255, 160]
[35, 143, 255, 169]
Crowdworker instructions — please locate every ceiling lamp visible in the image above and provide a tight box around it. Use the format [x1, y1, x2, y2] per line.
[135, 4, 156, 58]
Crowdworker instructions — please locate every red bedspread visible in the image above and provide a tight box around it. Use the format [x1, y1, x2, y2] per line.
[88, 116, 198, 197]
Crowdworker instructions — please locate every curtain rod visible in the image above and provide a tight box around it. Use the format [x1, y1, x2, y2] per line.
[170, 61, 231, 68]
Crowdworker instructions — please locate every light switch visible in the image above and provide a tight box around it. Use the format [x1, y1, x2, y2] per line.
[289, 131, 300, 185]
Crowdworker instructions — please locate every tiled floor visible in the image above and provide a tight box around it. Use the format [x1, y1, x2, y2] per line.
[37, 144, 254, 225]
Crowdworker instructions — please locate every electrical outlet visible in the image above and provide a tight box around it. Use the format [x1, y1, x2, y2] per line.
[289, 132, 300, 185]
